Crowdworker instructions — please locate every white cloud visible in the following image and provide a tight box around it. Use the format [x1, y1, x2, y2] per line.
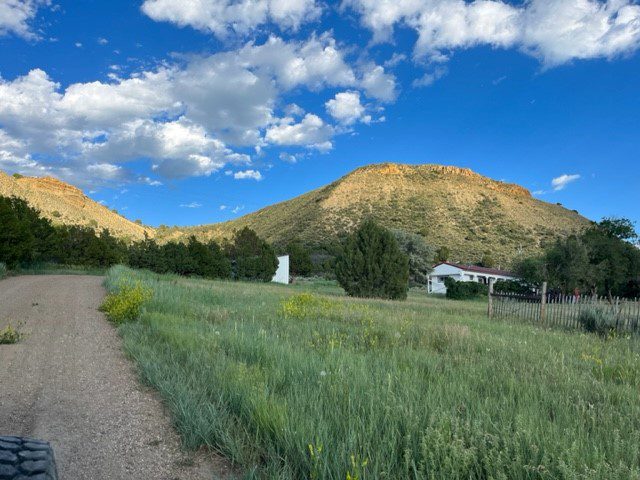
[97, 37, 108, 45]
[0, 34, 392, 184]
[141, 0, 321, 37]
[360, 64, 397, 102]
[325, 91, 370, 125]
[412, 67, 448, 87]
[284, 103, 305, 117]
[344, 0, 640, 66]
[0, 0, 47, 39]
[551, 173, 581, 190]
[279, 151, 304, 163]
[180, 201, 202, 208]
[219, 204, 228, 210]
[266, 114, 334, 150]
[86, 163, 126, 181]
[232, 205, 245, 214]
[233, 169, 263, 180]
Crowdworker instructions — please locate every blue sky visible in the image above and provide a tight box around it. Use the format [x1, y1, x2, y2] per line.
[0, 0, 638, 228]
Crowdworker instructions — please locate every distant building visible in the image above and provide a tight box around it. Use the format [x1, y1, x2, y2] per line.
[427, 262, 518, 294]
[272, 255, 290, 284]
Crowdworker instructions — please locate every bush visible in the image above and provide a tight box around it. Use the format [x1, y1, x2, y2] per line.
[494, 279, 533, 295]
[578, 307, 617, 336]
[0, 262, 6, 279]
[100, 282, 152, 324]
[444, 278, 488, 300]
[335, 220, 409, 300]
[0, 324, 21, 344]
[280, 293, 333, 320]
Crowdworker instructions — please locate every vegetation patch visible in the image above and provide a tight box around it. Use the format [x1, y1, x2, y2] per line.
[100, 279, 152, 324]
[0, 324, 22, 344]
[110, 266, 640, 479]
[0, 262, 7, 279]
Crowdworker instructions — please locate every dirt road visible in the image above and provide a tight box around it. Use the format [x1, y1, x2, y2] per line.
[0, 275, 231, 480]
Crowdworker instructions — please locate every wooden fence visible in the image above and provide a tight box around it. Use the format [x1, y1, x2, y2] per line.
[488, 281, 640, 333]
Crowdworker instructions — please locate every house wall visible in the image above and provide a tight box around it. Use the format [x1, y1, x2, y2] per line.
[427, 264, 517, 294]
[272, 255, 290, 285]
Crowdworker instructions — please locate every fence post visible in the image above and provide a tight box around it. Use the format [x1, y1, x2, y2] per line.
[488, 278, 494, 318]
[540, 282, 547, 324]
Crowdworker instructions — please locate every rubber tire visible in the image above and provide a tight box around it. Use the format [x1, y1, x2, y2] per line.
[0, 436, 58, 480]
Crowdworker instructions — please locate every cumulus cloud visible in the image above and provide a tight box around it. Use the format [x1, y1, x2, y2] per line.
[325, 91, 370, 125]
[344, 0, 640, 66]
[0, 0, 47, 39]
[551, 173, 581, 190]
[233, 169, 263, 180]
[141, 0, 321, 37]
[266, 114, 334, 150]
[0, 34, 392, 184]
[360, 64, 397, 102]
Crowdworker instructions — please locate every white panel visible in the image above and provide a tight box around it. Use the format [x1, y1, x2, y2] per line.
[272, 255, 290, 284]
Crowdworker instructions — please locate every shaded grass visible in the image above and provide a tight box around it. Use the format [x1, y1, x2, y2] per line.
[10, 263, 107, 276]
[106, 266, 640, 479]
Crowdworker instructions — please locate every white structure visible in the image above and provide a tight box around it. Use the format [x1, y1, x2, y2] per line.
[427, 262, 518, 294]
[272, 255, 290, 284]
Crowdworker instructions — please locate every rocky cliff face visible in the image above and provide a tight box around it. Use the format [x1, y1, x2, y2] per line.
[0, 171, 153, 241]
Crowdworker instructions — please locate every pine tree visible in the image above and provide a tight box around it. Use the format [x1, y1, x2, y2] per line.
[228, 227, 278, 281]
[335, 219, 409, 300]
[286, 239, 313, 276]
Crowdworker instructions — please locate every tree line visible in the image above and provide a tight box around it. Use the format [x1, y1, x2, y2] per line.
[515, 218, 640, 299]
[0, 196, 279, 281]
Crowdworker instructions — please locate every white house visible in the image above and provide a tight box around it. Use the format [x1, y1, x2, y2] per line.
[427, 262, 518, 294]
[271, 255, 290, 284]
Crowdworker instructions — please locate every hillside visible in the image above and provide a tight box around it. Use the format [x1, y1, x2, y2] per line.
[0, 171, 153, 241]
[160, 163, 591, 266]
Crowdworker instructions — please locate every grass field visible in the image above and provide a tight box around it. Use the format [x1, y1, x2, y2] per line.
[105, 266, 640, 479]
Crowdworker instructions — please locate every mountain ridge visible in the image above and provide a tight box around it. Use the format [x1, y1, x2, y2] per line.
[0, 170, 153, 241]
[0, 164, 591, 266]
[158, 163, 591, 266]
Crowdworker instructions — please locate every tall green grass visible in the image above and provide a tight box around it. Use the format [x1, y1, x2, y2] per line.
[106, 266, 640, 479]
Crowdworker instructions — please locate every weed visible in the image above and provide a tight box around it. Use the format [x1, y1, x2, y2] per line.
[578, 306, 618, 336]
[100, 281, 152, 324]
[0, 324, 21, 344]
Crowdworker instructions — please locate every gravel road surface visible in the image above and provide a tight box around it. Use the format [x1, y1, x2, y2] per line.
[0, 275, 232, 480]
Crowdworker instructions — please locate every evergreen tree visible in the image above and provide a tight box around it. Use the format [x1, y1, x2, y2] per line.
[228, 227, 278, 281]
[335, 220, 409, 300]
[286, 239, 313, 277]
[186, 236, 231, 279]
[435, 246, 450, 263]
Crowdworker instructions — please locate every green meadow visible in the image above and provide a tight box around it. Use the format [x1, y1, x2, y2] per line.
[105, 266, 640, 479]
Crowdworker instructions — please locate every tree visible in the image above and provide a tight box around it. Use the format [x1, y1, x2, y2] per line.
[391, 229, 434, 286]
[479, 252, 496, 268]
[515, 220, 640, 299]
[435, 246, 450, 263]
[335, 220, 409, 300]
[286, 239, 313, 277]
[186, 236, 231, 279]
[596, 217, 638, 243]
[228, 227, 278, 282]
[544, 236, 593, 294]
[514, 256, 546, 287]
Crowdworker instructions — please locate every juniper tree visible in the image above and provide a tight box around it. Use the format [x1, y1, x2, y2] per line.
[335, 220, 409, 300]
